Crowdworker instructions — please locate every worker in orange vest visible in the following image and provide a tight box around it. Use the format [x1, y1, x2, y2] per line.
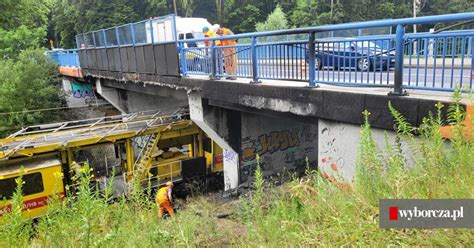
[203, 26, 220, 47]
[203, 26, 223, 74]
[217, 27, 238, 79]
[156, 181, 175, 217]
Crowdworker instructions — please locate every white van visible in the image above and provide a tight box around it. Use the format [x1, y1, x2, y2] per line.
[146, 16, 212, 48]
[176, 17, 213, 48]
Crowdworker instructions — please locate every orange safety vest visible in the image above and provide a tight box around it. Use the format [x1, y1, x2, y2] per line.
[220, 28, 237, 46]
[156, 186, 170, 203]
[204, 31, 221, 46]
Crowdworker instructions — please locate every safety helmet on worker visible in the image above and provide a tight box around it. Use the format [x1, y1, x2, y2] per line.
[166, 181, 173, 187]
[212, 24, 220, 32]
[202, 26, 209, 32]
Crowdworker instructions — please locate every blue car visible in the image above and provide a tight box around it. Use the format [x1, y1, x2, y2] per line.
[309, 41, 395, 71]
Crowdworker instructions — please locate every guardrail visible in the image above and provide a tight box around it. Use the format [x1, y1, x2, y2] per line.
[178, 12, 474, 93]
[404, 31, 473, 89]
[404, 31, 473, 58]
[72, 14, 179, 77]
[75, 14, 177, 48]
[46, 49, 80, 67]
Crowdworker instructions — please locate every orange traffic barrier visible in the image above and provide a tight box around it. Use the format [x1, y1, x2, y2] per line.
[59, 66, 83, 78]
[439, 104, 473, 140]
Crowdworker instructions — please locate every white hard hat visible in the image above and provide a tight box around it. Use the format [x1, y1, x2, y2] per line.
[212, 24, 220, 32]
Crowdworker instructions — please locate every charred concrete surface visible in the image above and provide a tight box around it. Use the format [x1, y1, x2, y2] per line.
[189, 92, 241, 190]
[83, 69, 460, 189]
[240, 112, 318, 184]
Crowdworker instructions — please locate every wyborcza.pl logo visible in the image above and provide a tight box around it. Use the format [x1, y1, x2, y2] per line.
[380, 199, 473, 228]
[389, 206, 464, 221]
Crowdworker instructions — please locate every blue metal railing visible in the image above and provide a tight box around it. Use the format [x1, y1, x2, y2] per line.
[177, 12, 474, 93]
[48, 12, 474, 93]
[404, 31, 474, 90]
[75, 14, 177, 49]
[404, 31, 473, 58]
[46, 49, 80, 67]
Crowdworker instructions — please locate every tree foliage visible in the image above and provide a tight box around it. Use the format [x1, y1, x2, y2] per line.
[0, 26, 46, 59]
[0, 0, 50, 59]
[0, 49, 64, 135]
[0, 0, 50, 31]
[256, 5, 289, 32]
[0, 0, 64, 136]
[291, 0, 319, 28]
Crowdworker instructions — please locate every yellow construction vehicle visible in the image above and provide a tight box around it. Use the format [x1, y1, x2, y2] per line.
[0, 158, 64, 223]
[0, 110, 223, 222]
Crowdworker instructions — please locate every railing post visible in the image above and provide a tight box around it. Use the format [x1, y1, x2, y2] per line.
[115, 27, 120, 46]
[75, 50, 80, 67]
[149, 19, 154, 44]
[390, 24, 407, 96]
[130, 24, 136, 45]
[467, 37, 472, 57]
[102, 29, 107, 48]
[308, 32, 318, 87]
[92, 32, 96, 48]
[82, 34, 87, 48]
[180, 43, 187, 77]
[250, 36, 261, 84]
[76, 35, 80, 49]
[171, 15, 178, 42]
[210, 40, 218, 80]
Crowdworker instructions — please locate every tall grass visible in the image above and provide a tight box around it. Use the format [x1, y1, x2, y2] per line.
[0, 94, 473, 247]
[1, 163, 233, 247]
[0, 176, 33, 247]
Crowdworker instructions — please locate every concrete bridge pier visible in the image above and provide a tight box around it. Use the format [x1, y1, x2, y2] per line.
[189, 90, 320, 191]
[96, 79, 128, 113]
[188, 92, 241, 190]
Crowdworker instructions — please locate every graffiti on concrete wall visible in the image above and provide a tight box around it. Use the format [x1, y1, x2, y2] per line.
[224, 149, 238, 162]
[71, 82, 95, 98]
[62, 78, 98, 107]
[242, 129, 300, 162]
[318, 119, 413, 183]
[223, 149, 239, 191]
[319, 126, 346, 178]
[240, 113, 318, 183]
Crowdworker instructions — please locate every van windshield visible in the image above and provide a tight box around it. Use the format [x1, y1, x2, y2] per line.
[194, 32, 204, 39]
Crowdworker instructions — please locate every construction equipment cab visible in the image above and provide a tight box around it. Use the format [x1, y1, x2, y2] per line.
[0, 158, 64, 223]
